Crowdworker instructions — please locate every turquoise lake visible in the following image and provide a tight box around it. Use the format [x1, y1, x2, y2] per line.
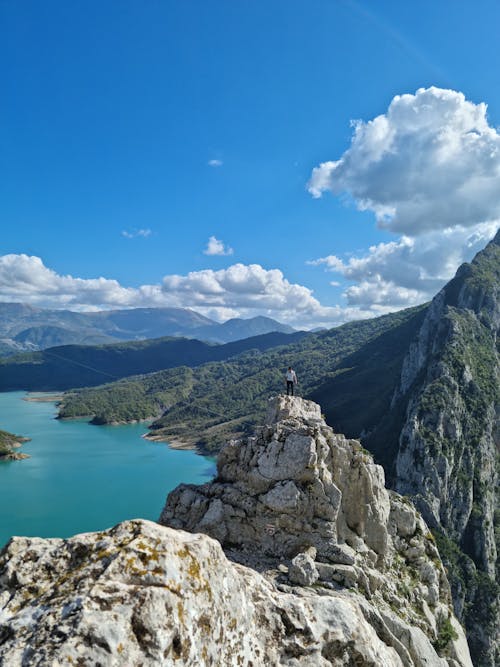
[0, 391, 215, 548]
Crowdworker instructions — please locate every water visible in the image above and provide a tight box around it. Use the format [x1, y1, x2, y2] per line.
[0, 392, 215, 548]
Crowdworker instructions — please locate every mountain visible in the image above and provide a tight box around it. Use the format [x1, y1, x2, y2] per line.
[193, 315, 296, 342]
[55, 230, 499, 665]
[13, 325, 116, 349]
[0, 397, 473, 666]
[369, 229, 500, 666]
[0, 331, 307, 392]
[0, 303, 296, 355]
[59, 305, 427, 444]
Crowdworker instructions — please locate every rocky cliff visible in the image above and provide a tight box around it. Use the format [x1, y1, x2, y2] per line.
[385, 231, 500, 666]
[0, 396, 473, 666]
[160, 395, 473, 666]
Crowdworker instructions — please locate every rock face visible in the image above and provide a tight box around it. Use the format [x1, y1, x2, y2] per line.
[388, 232, 500, 666]
[0, 396, 473, 666]
[160, 395, 472, 667]
[0, 451, 29, 461]
[162, 397, 389, 563]
[0, 516, 460, 667]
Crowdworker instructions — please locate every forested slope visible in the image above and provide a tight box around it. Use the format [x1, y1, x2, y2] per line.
[59, 305, 427, 447]
[0, 331, 305, 391]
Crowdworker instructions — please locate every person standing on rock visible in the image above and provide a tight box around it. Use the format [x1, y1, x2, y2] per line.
[285, 366, 298, 396]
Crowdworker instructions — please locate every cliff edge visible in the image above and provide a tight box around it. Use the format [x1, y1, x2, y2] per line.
[160, 395, 472, 666]
[388, 231, 499, 666]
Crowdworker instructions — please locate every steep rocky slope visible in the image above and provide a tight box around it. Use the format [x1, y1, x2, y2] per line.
[159, 396, 472, 666]
[371, 231, 499, 666]
[0, 397, 472, 666]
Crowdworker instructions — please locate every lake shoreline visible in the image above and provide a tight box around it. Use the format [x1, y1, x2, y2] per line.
[142, 432, 198, 452]
[0, 451, 30, 461]
[24, 394, 63, 403]
[0, 390, 213, 548]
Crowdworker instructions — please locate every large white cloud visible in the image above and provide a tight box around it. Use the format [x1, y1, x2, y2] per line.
[0, 254, 365, 328]
[0, 254, 151, 308]
[161, 263, 371, 325]
[310, 223, 498, 307]
[308, 87, 500, 235]
[308, 86, 500, 310]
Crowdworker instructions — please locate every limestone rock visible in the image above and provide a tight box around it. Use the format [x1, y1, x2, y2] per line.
[161, 395, 473, 667]
[0, 519, 428, 667]
[288, 551, 319, 586]
[390, 233, 500, 665]
[0, 396, 474, 666]
[161, 396, 387, 561]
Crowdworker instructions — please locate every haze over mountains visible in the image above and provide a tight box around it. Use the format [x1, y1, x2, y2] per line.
[0, 303, 296, 356]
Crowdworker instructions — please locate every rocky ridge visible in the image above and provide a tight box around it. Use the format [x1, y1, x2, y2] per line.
[388, 231, 500, 666]
[0, 396, 473, 666]
[161, 395, 473, 666]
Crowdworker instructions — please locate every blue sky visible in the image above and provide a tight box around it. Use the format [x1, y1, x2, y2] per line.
[1, 1, 499, 327]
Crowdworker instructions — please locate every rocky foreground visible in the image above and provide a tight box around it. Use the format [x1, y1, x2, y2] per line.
[0, 396, 473, 666]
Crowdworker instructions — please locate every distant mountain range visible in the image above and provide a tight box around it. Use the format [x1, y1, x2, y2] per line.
[0, 304, 296, 355]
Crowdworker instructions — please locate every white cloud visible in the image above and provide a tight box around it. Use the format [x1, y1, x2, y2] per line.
[5, 88, 498, 331]
[0, 254, 367, 329]
[307, 86, 500, 311]
[310, 222, 498, 308]
[161, 263, 374, 326]
[122, 228, 152, 239]
[0, 254, 158, 309]
[308, 86, 500, 235]
[203, 236, 234, 256]
[208, 159, 223, 167]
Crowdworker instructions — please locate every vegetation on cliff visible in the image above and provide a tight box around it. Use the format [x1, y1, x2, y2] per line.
[386, 231, 500, 667]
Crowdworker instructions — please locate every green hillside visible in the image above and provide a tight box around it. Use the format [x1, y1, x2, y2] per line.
[59, 305, 427, 450]
[0, 331, 305, 392]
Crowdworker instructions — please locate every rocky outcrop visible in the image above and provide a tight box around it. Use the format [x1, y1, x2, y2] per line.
[389, 232, 500, 666]
[0, 451, 29, 461]
[0, 516, 461, 667]
[0, 396, 473, 666]
[0, 430, 30, 461]
[160, 395, 473, 666]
